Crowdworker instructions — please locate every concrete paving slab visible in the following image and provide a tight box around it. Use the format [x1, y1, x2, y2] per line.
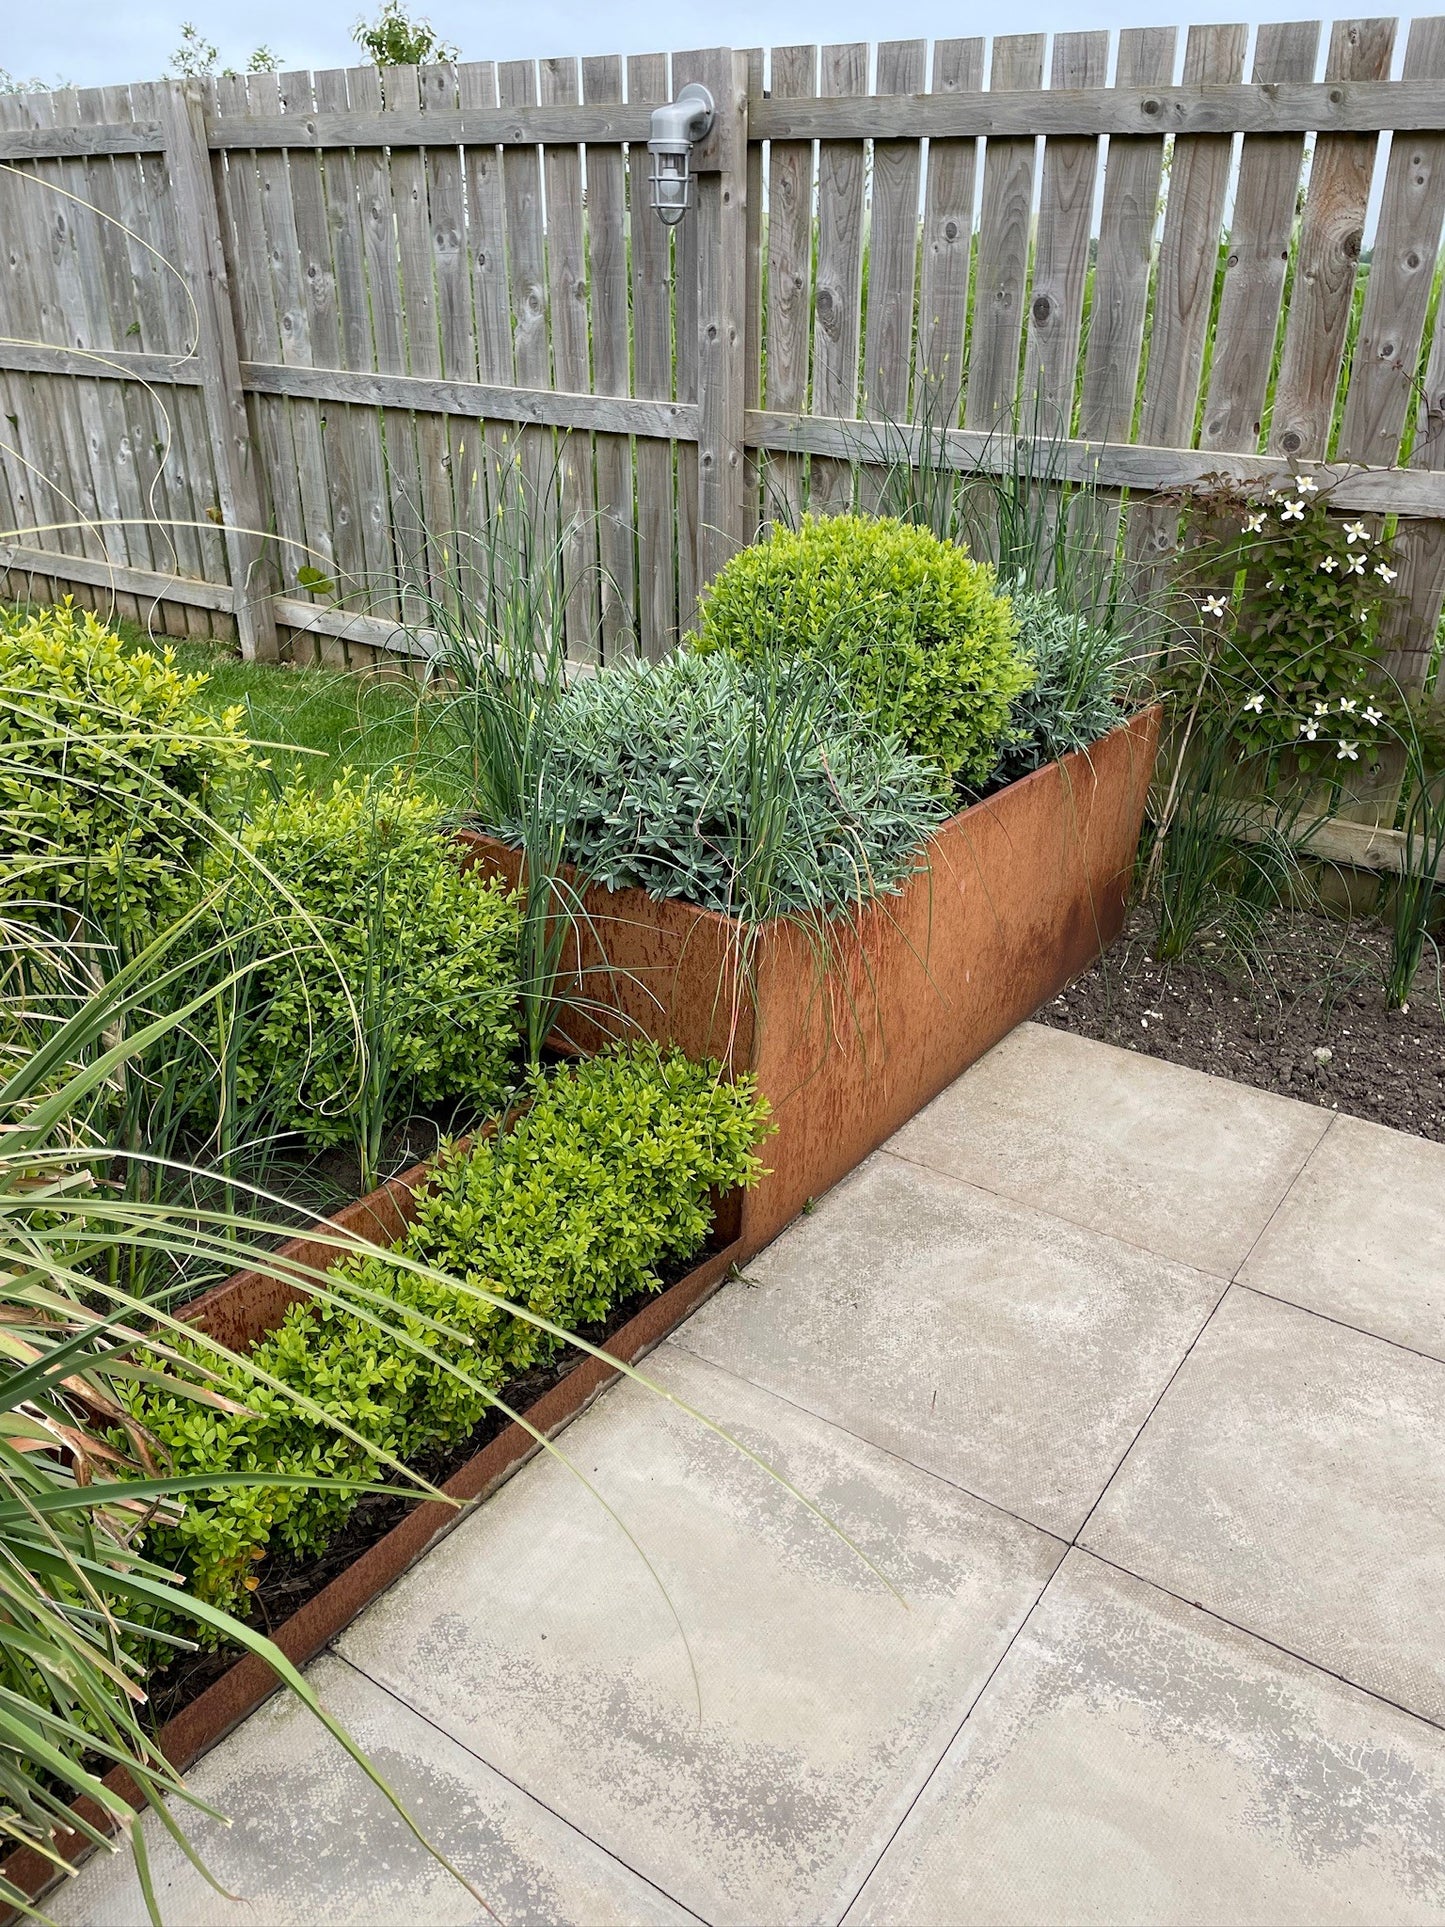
[1239, 1112, 1445, 1361]
[888, 1024, 1330, 1277]
[47, 1653, 695, 1927]
[847, 1551, 1445, 1927]
[677, 1151, 1225, 1538]
[337, 1343, 1062, 1927]
[1083, 1287, 1445, 1725]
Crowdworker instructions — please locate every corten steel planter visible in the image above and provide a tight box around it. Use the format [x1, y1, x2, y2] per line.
[461, 706, 1160, 1260]
[0, 1166, 744, 1915]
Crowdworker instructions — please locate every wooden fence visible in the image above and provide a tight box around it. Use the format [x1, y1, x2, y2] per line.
[2, 25, 1445, 862]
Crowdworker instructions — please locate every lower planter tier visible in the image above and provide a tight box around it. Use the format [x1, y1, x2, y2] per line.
[462, 705, 1160, 1258]
[0, 1173, 744, 1914]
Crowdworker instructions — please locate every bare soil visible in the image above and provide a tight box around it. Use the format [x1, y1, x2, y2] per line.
[1039, 906, 1445, 1143]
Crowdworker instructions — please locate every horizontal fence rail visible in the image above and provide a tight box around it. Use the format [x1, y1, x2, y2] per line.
[1, 23, 1444, 752]
[13, 79, 1445, 162]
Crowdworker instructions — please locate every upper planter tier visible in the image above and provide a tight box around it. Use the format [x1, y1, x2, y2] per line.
[462, 706, 1160, 1258]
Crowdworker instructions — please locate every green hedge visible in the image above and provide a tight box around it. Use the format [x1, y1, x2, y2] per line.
[0, 600, 250, 934]
[693, 514, 1033, 791]
[132, 1046, 770, 1613]
[230, 774, 520, 1147]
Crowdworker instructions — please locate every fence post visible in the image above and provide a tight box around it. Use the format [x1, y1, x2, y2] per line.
[678, 48, 752, 600]
[158, 81, 277, 661]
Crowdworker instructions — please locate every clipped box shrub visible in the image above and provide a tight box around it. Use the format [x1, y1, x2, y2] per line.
[0, 601, 250, 934]
[693, 514, 1033, 791]
[132, 1045, 770, 1613]
[231, 774, 520, 1147]
[492, 652, 948, 920]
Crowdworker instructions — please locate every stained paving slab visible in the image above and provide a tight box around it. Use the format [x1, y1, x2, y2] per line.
[888, 1020, 1331, 1277]
[1237, 1109, 1445, 1361]
[1081, 1285, 1445, 1725]
[47, 1653, 697, 1927]
[846, 1552, 1445, 1927]
[335, 1344, 1062, 1927]
[675, 1151, 1225, 1537]
[49, 1024, 1445, 1926]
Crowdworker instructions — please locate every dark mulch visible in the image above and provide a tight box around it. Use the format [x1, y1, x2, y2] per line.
[1038, 905, 1445, 1143]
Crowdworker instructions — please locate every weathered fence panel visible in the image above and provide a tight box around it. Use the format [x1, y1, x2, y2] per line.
[1, 21, 1444, 765]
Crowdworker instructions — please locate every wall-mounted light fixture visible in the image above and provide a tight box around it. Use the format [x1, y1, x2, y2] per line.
[647, 83, 715, 226]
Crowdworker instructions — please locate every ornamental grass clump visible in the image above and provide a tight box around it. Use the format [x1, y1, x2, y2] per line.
[129, 1045, 770, 1613]
[489, 652, 948, 922]
[0, 600, 250, 935]
[693, 513, 1032, 792]
[992, 582, 1132, 782]
[228, 773, 520, 1164]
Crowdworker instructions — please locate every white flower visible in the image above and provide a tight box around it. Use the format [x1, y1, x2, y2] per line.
[1202, 593, 1229, 618]
[1344, 522, 1367, 543]
[1376, 563, 1397, 583]
[1336, 740, 1360, 760]
[1296, 475, 1319, 493]
[1347, 552, 1367, 575]
[1243, 692, 1266, 714]
[1243, 510, 1267, 533]
[1319, 554, 1339, 573]
[1298, 720, 1319, 740]
[1280, 498, 1306, 521]
[1363, 706, 1383, 726]
[1337, 697, 1357, 714]
[1313, 701, 1332, 716]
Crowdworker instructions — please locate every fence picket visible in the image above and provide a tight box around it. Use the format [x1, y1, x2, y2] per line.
[452, 57, 512, 624]
[71, 86, 150, 622]
[498, 58, 561, 626]
[127, 78, 216, 618]
[863, 40, 926, 427]
[627, 52, 678, 659]
[0, 94, 102, 578]
[38, 89, 134, 608]
[965, 35, 1046, 438]
[743, 45, 765, 534]
[1201, 22, 1322, 455]
[916, 38, 983, 426]
[810, 41, 868, 513]
[1271, 17, 1398, 461]
[540, 56, 600, 658]
[388, 63, 456, 613]
[311, 65, 400, 623]
[1078, 26, 1178, 443]
[1336, 20, 1445, 823]
[1024, 31, 1108, 431]
[1127, 22, 1249, 603]
[419, 62, 483, 625]
[1340, 17, 1445, 470]
[764, 43, 818, 528]
[582, 54, 636, 660]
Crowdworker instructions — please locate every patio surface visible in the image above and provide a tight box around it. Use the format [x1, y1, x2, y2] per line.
[54, 1023, 1445, 1926]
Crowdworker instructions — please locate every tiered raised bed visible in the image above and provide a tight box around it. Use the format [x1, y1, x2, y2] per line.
[463, 707, 1160, 1258]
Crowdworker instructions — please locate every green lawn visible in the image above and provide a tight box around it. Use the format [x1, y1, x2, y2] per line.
[8, 603, 468, 801]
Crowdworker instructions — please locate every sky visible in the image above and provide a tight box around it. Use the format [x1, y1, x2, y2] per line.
[5, 1, 1344, 92]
